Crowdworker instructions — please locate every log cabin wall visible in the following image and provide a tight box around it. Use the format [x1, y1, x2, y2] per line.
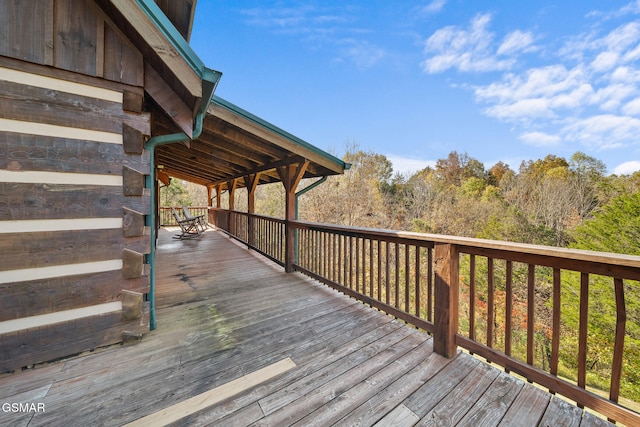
[0, 0, 152, 372]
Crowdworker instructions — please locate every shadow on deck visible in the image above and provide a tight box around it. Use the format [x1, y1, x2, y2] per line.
[0, 228, 613, 426]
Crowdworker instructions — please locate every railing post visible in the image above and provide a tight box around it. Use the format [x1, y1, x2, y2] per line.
[277, 161, 309, 272]
[434, 243, 459, 358]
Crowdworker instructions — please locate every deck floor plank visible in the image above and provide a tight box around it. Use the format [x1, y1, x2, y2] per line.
[0, 229, 612, 427]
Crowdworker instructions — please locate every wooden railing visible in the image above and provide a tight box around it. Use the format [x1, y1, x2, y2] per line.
[159, 206, 209, 226]
[210, 209, 286, 266]
[209, 209, 640, 425]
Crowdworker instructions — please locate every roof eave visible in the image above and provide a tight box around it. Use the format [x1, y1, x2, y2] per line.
[210, 96, 348, 175]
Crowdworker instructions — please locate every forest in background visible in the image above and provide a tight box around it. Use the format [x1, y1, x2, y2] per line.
[162, 145, 640, 403]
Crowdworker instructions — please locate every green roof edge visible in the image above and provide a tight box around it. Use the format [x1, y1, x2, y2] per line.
[136, 0, 205, 76]
[212, 95, 349, 171]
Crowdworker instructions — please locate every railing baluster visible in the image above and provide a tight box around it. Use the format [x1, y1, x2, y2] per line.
[487, 257, 494, 349]
[610, 278, 626, 405]
[550, 268, 561, 378]
[355, 237, 360, 293]
[415, 246, 420, 317]
[469, 254, 476, 341]
[578, 272, 589, 392]
[395, 242, 400, 308]
[369, 238, 374, 297]
[405, 244, 410, 313]
[427, 246, 433, 323]
[385, 242, 390, 305]
[505, 260, 513, 358]
[377, 240, 382, 301]
[527, 264, 535, 367]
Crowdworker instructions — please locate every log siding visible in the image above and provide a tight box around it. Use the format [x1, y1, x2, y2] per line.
[0, 59, 150, 372]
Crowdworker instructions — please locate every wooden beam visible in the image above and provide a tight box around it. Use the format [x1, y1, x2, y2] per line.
[144, 63, 193, 138]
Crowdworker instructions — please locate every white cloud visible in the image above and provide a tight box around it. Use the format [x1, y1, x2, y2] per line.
[338, 39, 386, 69]
[612, 160, 640, 175]
[562, 114, 640, 149]
[485, 98, 554, 121]
[591, 51, 619, 72]
[387, 155, 436, 176]
[622, 97, 640, 114]
[450, 8, 640, 154]
[422, 13, 517, 73]
[593, 84, 635, 111]
[421, 0, 447, 14]
[497, 30, 536, 56]
[519, 132, 561, 147]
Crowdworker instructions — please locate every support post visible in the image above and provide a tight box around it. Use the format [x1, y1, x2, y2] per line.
[215, 184, 222, 208]
[245, 174, 260, 248]
[434, 243, 459, 358]
[227, 179, 237, 235]
[277, 161, 309, 272]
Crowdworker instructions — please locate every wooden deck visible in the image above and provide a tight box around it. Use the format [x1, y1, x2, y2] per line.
[0, 228, 613, 426]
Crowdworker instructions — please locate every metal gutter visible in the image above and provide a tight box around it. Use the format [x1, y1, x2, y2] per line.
[212, 96, 350, 172]
[137, 0, 222, 329]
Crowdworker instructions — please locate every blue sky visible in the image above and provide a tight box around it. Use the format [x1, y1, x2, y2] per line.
[191, 1, 640, 176]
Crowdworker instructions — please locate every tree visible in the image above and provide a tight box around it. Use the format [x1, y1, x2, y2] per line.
[570, 192, 640, 255]
[299, 144, 393, 227]
[160, 179, 192, 207]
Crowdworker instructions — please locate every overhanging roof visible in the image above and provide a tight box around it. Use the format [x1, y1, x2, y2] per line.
[102, 0, 347, 189]
[155, 96, 348, 189]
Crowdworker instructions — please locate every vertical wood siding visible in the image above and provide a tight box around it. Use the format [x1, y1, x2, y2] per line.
[0, 0, 143, 87]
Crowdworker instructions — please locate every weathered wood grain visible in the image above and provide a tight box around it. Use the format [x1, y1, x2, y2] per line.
[456, 372, 523, 426]
[374, 404, 420, 427]
[419, 360, 500, 426]
[0, 53, 145, 94]
[122, 166, 145, 196]
[0, 132, 150, 175]
[0, 79, 149, 135]
[0, 229, 149, 272]
[0, 0, 53, 65]
[538, 396, 584, 427]
[497, 381, 550, 426]
[0, 269, 148, 322]
[404, 353, 480, 417]
[0, 182, 150, 220]
[0, 312, 123, 373]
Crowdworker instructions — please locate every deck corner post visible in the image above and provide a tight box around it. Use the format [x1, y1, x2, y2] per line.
[434, 242, 459, 358]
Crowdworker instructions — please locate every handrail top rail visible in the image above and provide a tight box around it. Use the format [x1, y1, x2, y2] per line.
[290, 219, 640, 269]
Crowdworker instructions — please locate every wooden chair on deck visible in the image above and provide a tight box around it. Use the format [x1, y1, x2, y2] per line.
[171, 208, 201, 239]
[182, 206, 207, 232]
